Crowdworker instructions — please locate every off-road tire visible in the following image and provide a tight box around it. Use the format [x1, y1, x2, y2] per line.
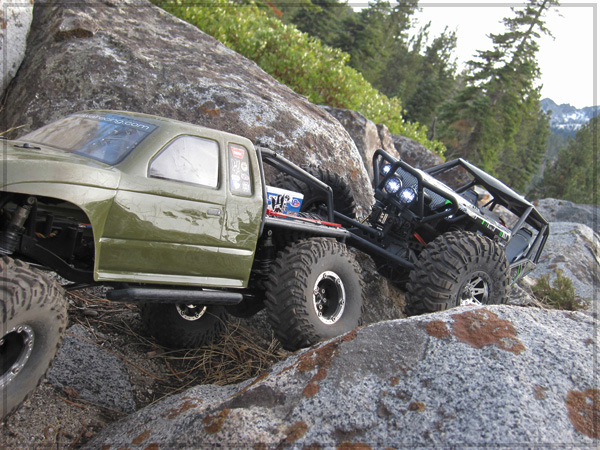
[273, 168, 357, 219]
[0, 256, 67, 419]
[264, 237, 365, 350]
[139, 303, 227, 348]
[406, 231, 510, 315]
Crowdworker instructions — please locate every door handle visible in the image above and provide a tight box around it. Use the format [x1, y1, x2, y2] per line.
[207, 208, 222, 216]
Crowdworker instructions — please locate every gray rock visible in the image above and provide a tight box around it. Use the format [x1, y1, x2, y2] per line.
[535, 198, 599, 234]
[528, 222, 599, 309]
[1, 0, 373, 211]
[351, 250, 406, 324]
[320, 106, 387, 181]
[376, 123, 397, 156]
[47, 324, 136, 413]
[0, 0, 33, 94]
[84, 305, 598, 448]
[391, 134, 443, 169]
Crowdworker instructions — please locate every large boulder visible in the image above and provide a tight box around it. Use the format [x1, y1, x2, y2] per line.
[0, 0, 373, 211]
[320, 106, 398, 180]
[0, 0, 33, 94]
[391, 134, 443, 169]
[527, 222, 599, 309]
[535, 198, 599, 234]
[47, 324, 136, 413]
[84, 305, 598, 448]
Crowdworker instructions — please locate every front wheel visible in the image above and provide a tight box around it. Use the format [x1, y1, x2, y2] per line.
[1, 256, 68, 419]
[139, 303, 227, 348]
[265, 238, 365, 350]
[406, 231, 510, 315]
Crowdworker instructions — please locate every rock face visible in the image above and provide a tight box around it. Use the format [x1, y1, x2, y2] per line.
[0, 0, 33, 94]
[84, 305, 598, 448]
[1, 0, 373, 210]
[391, 134, 443, 169]
[320, 106, 398, 180]
[527, 222, 599, 306]
[47, 324, 136, 413]
[535, 198, 599, 234]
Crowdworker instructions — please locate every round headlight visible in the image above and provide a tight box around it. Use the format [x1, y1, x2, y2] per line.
[382, 164, 392, 175]
[398, 187, 417, 204]
[385, 176, 402, 194]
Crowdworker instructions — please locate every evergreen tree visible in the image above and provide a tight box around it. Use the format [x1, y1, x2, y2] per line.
[535, 116, 598, 204]
[377, 25, 457, 138]
[439, 0, 557, 188]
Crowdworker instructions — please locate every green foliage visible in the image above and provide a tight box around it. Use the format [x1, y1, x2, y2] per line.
[534, 116, 599, 204]
[377, 25, 458, 140]
[152, 0, 444, 154]
[532, 270, 588, 311]
[438, 0, 555, 189]
[280, 0, 457, 142]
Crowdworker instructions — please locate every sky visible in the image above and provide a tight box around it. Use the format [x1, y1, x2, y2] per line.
[412, 1, 598, 108]
[354, 1, 598, 109]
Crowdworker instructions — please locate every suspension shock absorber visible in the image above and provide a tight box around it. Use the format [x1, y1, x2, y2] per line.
[0, 196, 36, 255]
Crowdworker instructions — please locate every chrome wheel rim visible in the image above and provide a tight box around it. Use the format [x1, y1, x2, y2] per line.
[459, 272, 490, 306]
[0, 325, 35, 388]
[313, 271, 346, 325]
[176, 304, 208, 321]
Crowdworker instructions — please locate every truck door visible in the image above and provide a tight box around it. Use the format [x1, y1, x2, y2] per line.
[97, 135, 247, 288]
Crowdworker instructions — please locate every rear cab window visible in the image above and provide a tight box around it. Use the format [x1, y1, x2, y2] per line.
[228, 143, 253, 196]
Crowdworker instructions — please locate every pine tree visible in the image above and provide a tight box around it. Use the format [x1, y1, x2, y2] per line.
[439, 0, 557, 188]
[535, 116, 598, 204]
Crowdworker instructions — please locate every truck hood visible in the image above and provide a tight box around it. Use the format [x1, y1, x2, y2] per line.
[1, 141, 122, 189]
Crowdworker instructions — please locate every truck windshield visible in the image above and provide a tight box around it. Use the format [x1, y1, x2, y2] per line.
[20, 113, 158, 165]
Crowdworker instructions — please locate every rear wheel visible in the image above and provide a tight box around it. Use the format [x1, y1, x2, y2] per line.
[265, 238, 364, 350]
[139, 303, 227, 348]
[406, 231, 510, 315]
[0, 256, 67, 419]
[273, 168, 357, 219]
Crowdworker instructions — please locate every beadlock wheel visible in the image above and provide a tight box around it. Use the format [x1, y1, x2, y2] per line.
[0, 256, 68, 419]
[1, 325, 35, 389]
[406, 231, 510, 315]
[176, 304, 208, 321]
[265, 237, 365, 350]
[313, 271, 346, 325]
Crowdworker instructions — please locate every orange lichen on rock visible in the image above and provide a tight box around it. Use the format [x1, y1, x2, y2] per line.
[425, 320, 451, 339]
[297, 330, 359, 398]
[303, 381, 321, 398]
[283, 421, 309, 443]
[408, 401, 426, 412]
[534, 385, 548, 400]
[165, 398, 203, 419]
[202, 409, 231, 434]
[566, 389, 599, 438]
[451, 309, 525, 354]
[132, 430, 152, 445]
[337, 442, 373, 450]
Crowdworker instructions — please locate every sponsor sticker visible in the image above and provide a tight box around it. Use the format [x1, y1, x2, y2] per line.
[231, 146, 245, 159]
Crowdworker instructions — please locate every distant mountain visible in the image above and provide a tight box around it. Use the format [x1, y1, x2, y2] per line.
[540, 98, 598, 136]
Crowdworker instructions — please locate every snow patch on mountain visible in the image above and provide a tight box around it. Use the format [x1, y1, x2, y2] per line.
[541, 98, 598, 135]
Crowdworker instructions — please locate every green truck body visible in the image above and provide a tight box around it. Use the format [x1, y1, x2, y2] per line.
[2, 111, 264, 288]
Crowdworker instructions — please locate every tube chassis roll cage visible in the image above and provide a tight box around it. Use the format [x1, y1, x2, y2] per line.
[334, 149, 549, 280]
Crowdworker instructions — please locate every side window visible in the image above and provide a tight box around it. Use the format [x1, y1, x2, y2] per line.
[149, 136, 219, 188]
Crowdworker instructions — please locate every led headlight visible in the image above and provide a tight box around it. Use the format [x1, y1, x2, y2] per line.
[385, 176, 402, 194]
[382, 164, 392, 175]
[398, 187, 417, 204]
